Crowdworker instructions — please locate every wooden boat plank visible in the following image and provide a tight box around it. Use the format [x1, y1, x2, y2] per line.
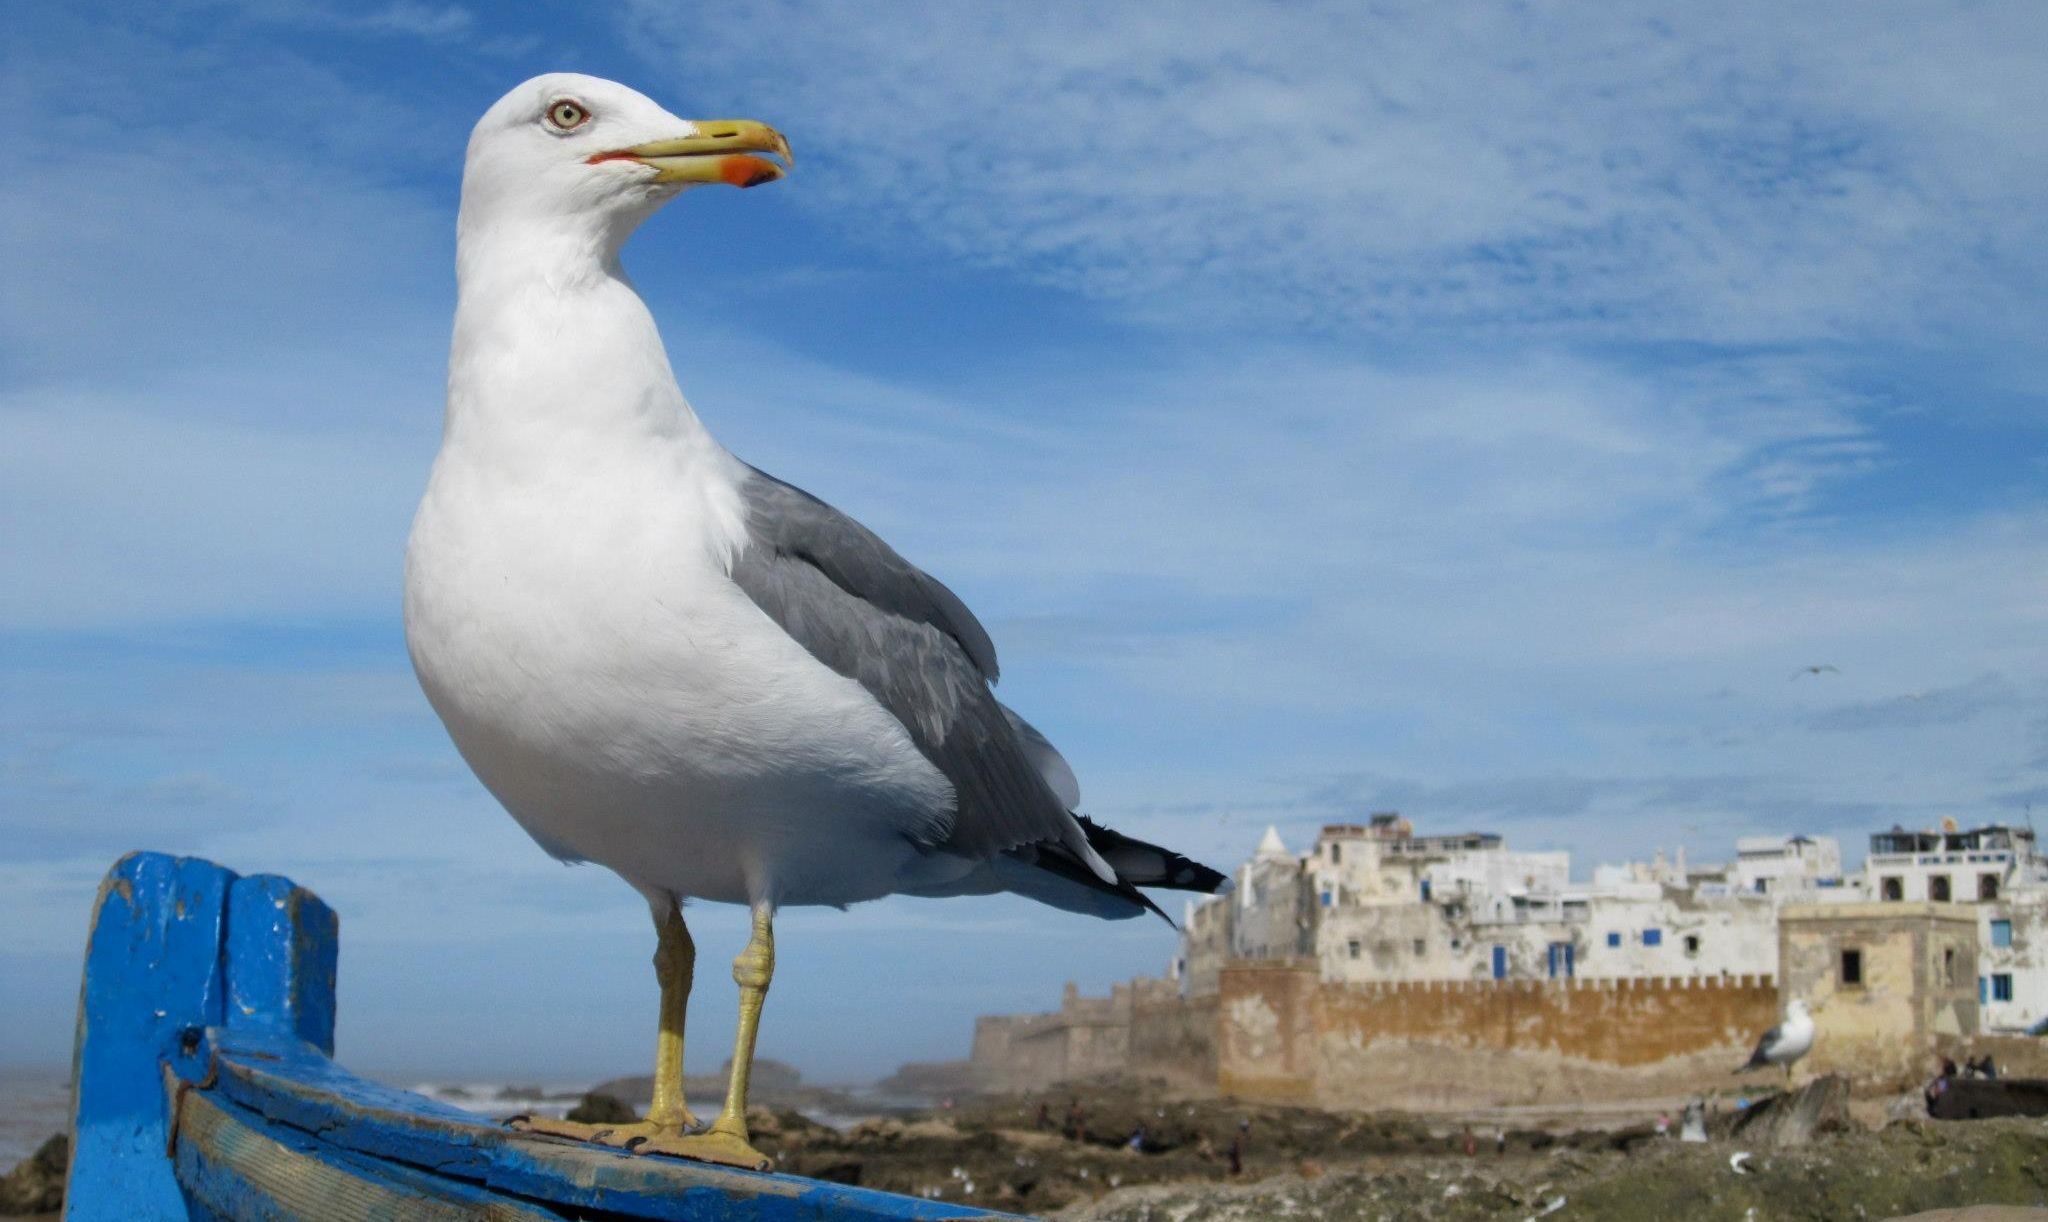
[170, 1066, 558, 1221]
[70, 851, 1020, 1220]
[202, 1029, 1018, 1218]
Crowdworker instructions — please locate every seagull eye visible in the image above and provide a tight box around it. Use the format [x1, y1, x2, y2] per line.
[546, 100, 591, 131]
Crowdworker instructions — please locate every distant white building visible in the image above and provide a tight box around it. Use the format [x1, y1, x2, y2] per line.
[1730, 834, 1844, 897]
[1179, 813, 1818, 994]
[1863, 820, 2048, 1033]
[1173, 824, 1311, 995]
[1179, 811, 2048, 1035]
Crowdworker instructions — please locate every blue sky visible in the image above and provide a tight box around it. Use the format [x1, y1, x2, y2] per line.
[4, 1, 2046, 1084]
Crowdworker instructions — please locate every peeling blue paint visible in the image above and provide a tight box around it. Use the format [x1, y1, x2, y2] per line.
[68, 853, 1017, 1220]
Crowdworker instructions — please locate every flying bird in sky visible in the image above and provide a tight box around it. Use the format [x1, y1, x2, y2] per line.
[1791, 665, 1841, 680]
[404, 74, 1224, 1171]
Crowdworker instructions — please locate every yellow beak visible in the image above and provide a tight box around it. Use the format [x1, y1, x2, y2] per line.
[589, 119, 794, 188]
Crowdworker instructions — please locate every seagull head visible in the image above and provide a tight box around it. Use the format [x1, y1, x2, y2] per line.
[458, 73, 792, 254]
[1787, 998, 1811, 1018]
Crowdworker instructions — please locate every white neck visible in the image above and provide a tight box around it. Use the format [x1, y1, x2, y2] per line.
[444, 214, 713, 468]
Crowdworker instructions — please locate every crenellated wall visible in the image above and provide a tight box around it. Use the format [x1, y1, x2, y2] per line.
[970, 964, 1781, 1107]
[1216, 962, 1781, 1106]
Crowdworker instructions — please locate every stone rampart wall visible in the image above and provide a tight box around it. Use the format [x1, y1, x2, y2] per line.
[972, 965, 1783, 1106]
[1128, 990, 1219, 1089]
[1218, 962, 1780, 1106]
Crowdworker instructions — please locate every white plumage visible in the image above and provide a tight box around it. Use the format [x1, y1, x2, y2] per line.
[1736, 998, 1815, 1073]
[403, 73, 1223, 1168]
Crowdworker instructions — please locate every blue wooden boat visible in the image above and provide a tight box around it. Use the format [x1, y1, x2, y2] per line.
[65, 852, 1021, 1220]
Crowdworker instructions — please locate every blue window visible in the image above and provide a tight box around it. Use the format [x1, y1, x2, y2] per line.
[1992, 974, 2014, 1002]
[1992, 919, 2013, 947]
[1491, 945, 1508, 980]
[1420, 879, 1432, 902]
[1643, 929, 1662, 947]
[1320, 890, 1333, 907]
[1606, 932, 1621, 948]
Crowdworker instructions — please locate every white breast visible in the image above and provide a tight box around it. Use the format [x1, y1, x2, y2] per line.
[404, 392, 954, 909]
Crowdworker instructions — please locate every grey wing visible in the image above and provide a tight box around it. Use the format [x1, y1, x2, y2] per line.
[1002, 705, 1081, 810]
[1746, 1024, 1784, 1067]
[739, 465, 999, 680]
[729, 467, 1106, 873]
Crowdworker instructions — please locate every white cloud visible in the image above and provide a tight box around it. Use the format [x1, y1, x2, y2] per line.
[351, 2, 474, 40]
[622, 1, 2048, 343]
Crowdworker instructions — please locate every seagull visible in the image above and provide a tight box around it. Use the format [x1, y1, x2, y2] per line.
[1790, 665, 1840, 681]
[1734, 998, 1814, 1084]
[404, 74, 1225, 1171]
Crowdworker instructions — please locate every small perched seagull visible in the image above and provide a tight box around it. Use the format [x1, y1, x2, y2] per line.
[404, 74, 1225, 1171]
[1734, 998, 1815, 1083]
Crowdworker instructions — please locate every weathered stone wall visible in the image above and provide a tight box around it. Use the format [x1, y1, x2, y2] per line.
[979, 964, 1783, 1106]
[969, 982, 1136, 1092]
[1128, 984, 1218, 1089]
[1216, 960, 1322, 1100]
[1780, 902, 1980, 1088]
[1217, 961, 1780, 1107]
[969, 1015, 1020, 1090]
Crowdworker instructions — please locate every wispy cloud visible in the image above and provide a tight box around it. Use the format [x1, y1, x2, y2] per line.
[623, 1, 2048, 344]
[1808, 673, 2026, 732]
[351, 2, 474, 40]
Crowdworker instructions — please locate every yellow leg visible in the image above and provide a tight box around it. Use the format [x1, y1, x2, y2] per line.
[645, 901, 698, 1131]
[510, 900, 711, 1148]
[513, 901, 777, 1172]
[709, 904, 776, 1145]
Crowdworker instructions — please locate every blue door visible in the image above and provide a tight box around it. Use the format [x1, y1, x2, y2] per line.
[1547, 942, 1575, 978]
[1492, 945, 1507, 979]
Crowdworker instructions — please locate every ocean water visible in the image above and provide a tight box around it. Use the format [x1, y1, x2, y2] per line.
[0, 1069, 69, 1169]
[0, 1071, 590, 1172]
[407, 1081, 588, 1121]
[402, 1081, 905, 1132]
[0, 1069, 907, 1172]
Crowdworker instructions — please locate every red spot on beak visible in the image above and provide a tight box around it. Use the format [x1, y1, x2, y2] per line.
[720, 155, 779, 188]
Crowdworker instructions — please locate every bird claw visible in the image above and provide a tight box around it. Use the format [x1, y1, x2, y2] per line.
[619, 1127, 773, 1172]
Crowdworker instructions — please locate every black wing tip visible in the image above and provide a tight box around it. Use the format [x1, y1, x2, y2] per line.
[1074, 814, 1229, 896]
[1013, 841, 1180, 926]
[1004, 816, 1229, 927]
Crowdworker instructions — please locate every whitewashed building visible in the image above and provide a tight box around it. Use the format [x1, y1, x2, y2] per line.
[1730, 834, 1845, 897]
[1179, 814, 1819, 994]
[1177, 812, 2047, 1036]
[1863, 820, 2048, 1033]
